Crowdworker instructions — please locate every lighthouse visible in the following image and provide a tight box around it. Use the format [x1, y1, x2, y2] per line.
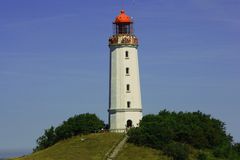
[108, 10, 142, 132]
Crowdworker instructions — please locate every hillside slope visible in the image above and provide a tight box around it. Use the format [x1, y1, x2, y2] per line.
[116, 143, 170, 160]
[12, 133, 170, 160]
[12, 133, 123, 160]
[115, 143, 227, 160]
[11, 133, 231, 160]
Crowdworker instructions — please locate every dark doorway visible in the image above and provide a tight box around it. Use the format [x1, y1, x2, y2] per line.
[126, 120, 133, 128]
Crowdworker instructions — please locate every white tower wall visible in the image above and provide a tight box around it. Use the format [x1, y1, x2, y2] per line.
[109, 45, 142, 132]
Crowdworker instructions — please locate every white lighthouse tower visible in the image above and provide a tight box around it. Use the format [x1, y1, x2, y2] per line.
[108, 10, 142, 132]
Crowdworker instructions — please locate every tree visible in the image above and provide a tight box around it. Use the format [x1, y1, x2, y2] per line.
[163, 142, 190, 160]
[197, 152, 207, 160]
[34, 126, 56, 152]
[128, 110, 238, 159]
[233, 143, 240, 155]
[34, 113, 104, 151]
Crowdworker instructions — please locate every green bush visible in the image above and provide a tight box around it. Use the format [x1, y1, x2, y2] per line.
[55, 113, 104, 140]
[233, 143, 240, 155]
[128, 110, 240, 159]
[197, 152, 207, 160]
[163, 142, 190, 160]
[34, 126, 56, 151]
[127, 127, 146, 146]
[213, 143, 232, 158]
[34, 113, 104, 151]
[213, 143, 240, 160]
[128, 110, 232, 149]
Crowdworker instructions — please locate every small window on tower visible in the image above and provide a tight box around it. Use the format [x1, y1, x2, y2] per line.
[126, 84, 130, 92]
[125, 51, 129, 59]
[126, 68, 129, 75]
[127, 101, 131, 108]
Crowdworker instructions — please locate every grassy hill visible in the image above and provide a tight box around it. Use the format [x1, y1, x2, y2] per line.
[116, 143, 169, 160]
[11, 133, 171, 160]
[12, 133, 123, 160]
[11, 133, 170, 160]
[116, 143, 227, 160]
[11, 133, 230, 160]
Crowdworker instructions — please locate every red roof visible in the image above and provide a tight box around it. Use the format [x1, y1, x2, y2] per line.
[115, 10, 132, 23]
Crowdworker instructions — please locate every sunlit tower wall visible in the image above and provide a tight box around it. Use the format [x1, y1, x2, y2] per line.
[108, 10, 142, 132]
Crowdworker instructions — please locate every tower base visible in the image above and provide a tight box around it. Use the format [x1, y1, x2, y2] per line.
[108, 108, 142, 132]
[109, 129, 127, 133]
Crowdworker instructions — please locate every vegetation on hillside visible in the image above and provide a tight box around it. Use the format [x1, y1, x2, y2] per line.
[12, 132, 238, 160]
[34, 113, 104, 151]
[13, 133, 124, 160]
[12, 110, 240, 160]
[128, 110, 240, 160]
[116, 143, 170, 160]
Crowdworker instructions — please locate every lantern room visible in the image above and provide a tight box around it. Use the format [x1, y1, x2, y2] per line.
[113, 10, 133, 35]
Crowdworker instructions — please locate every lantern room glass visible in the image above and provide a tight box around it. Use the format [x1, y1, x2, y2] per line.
[113, 22, 133, 35]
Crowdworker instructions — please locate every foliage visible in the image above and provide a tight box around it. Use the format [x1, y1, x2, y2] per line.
[116, 143, 171, 160]
[213, 143, 240, 160]
[34, 126, 56, 151]
[197, 152, 207, 160]
[128, 110, 239, 160]
[14, 133, 123, 160]
[163, 142, 190, 160]
[34, 113, 104, 151]
[233, 143, 240, 155]
[213, 143, 231, 158]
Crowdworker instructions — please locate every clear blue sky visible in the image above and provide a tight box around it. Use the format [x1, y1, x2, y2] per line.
[0, 0, 240, 151]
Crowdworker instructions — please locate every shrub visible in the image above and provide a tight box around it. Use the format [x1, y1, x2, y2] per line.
[34, 126, 56, 152]
[129, 110, 232, 149]
[163, 142, 190, 160]
[233, 143, 240, 155]
[34, 113, 104, 151]
[128, 110, 239, 159]
[197, 152, 207, 160]
[55, 113, 104, 140]
[213, 143, 231, 158]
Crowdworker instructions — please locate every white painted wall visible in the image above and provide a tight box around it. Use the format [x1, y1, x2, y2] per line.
[109, 45, 142, 132]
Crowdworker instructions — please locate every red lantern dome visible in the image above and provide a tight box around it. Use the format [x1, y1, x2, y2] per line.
[114, 10, 132, 24]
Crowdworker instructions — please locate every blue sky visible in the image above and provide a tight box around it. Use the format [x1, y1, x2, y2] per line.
[0, 0, 240, 151]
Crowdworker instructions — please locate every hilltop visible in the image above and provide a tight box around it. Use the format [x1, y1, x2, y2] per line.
[11, 111, 240, 160]
[11, 133, 169, 160]
[12, 133, 123, 160]
[11, 133, 237, 160]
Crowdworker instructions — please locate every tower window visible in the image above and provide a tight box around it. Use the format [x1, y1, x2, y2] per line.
[126, 68, 129, 75]
[125, 51, 129, 59]
[126, 84, 130, 92]
[127, 101, 131, 108]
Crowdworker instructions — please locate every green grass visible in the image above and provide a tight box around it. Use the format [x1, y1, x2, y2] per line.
[11, 133, 236, 160]
[116, 143, 232, 160]
[116, 143, 170, 160]
[12, 133, 124, 160]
